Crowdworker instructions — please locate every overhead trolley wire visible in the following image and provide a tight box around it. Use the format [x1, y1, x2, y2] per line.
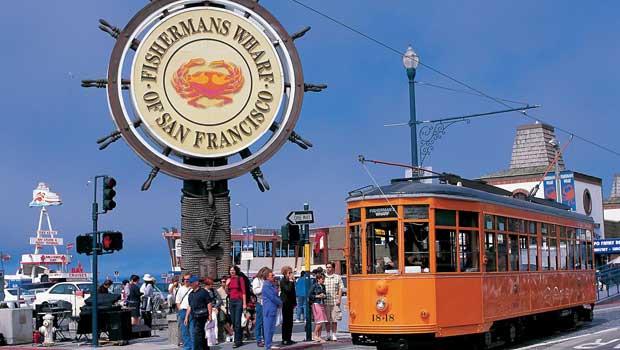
[288, 0, 620, 158]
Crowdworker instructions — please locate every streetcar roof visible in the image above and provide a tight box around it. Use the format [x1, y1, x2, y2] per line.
[347, 182, 593, 223]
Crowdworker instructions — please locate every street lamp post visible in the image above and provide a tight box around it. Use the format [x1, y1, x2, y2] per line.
[235, 203, 249, 228]
[403, 45, 420, 168]
[235, 203, 250, 274]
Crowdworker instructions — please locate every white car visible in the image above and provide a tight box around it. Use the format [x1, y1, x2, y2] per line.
[3, 288, 35, 307]
[34, 282, 93, 316]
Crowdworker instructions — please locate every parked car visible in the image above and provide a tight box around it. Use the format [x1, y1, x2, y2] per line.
[33, 282, 93, 317]
[3, 288, 35, 307]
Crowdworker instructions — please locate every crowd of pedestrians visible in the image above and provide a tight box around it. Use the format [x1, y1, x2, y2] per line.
[165, 261, 344, 350]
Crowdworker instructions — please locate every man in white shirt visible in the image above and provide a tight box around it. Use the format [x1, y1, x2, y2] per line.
[324, 262, 344, 341]
[176, 274, 193, 350]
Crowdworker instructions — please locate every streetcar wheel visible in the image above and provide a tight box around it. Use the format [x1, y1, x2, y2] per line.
[469, 331, 493, 350]
[583, 308, 594, 322]
[506, 322, 517, 343]
[570, 310, 580, 328]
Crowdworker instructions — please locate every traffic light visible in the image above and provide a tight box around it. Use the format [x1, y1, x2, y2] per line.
[281, 224, 289, 244]
[76, 235, 93, 255]
[287, 223, 301, 246]
[102, 176, 117, 212]
[102, 231, 123, 252]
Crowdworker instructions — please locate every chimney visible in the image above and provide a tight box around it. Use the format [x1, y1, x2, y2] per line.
[610, 173, 620, 199]
[509, 123, 565, 169]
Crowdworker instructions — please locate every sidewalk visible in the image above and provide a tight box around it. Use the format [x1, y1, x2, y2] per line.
[5, 322, 351, 349]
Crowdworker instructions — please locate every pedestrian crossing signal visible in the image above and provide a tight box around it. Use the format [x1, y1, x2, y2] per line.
[102, 231, 123, 252]
[76, 235, 93, 255]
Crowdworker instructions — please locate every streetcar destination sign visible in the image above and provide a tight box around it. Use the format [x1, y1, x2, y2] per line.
[287, 211, 314, 225]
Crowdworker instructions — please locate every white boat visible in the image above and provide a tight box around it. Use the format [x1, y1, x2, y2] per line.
[5, 183, 91, 290]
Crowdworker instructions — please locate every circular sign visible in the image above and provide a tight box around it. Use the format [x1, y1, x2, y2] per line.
[107, 0, 305, 180]
[130, 7, 284, 158]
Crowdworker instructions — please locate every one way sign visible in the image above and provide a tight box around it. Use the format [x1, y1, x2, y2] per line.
[287, 211, 315, 225]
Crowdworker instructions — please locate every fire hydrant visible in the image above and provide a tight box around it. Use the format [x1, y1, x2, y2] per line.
[38, 313, 56, 346]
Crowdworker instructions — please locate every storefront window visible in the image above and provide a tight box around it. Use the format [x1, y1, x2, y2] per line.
[366, 221, 398, 274]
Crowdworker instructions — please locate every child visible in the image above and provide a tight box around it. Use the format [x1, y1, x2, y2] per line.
[309, 273, 328, 343]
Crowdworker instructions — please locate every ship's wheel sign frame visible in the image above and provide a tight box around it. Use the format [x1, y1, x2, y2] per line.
[107, 0, 304, 180]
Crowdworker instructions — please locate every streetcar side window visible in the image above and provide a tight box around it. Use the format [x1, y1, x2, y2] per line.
[559, 238, 569, 270]
[366, 221, 398, 274]
[484, 232, 496, 272]
[509, 234, 519, 271]
[541, 237, 550, 270]
[459, 230, 479, 272]
[549, 237, 558, 270]
[519, 235, 529, 271]
[497, 233, 508, 271]
[349, 225, 362, 275]
[529, 236, 539, 271]
[404, 222, 430, 273]
[435, 229, 457, 272]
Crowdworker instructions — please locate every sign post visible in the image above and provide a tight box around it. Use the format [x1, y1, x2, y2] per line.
[303, 203, 312, 341]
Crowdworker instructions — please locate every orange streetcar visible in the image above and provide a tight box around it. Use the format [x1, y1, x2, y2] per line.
[346, 177, 596, 349]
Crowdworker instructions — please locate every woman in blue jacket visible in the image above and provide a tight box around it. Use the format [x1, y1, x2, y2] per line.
[262, 268, 282, 350]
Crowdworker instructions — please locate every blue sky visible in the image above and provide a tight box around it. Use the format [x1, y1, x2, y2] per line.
[2, 1, 619, 278]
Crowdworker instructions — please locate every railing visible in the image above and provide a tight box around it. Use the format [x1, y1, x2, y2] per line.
[596, 265, 620, 301]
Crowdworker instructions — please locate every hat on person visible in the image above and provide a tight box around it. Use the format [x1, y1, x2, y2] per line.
[188, 276, 200, 283]
[143, 274, 155, 282]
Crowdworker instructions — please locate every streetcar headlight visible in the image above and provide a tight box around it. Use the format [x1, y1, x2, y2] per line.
[376, 297, 387, 312]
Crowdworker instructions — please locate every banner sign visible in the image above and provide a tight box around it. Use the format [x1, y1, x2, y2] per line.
[594, 238, 620, 254]
[21, 254, 71, 264]
[37, 230, 58, 235]
[30, 237, 63, 246]
[543, 171, 576, 210]
[242, 226, 256, 251]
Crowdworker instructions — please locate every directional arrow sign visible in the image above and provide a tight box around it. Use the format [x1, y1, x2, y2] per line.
[287, 210, 314, 225]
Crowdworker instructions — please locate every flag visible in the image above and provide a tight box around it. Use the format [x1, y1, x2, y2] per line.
[1, 254, 10, 262]
[66, 242, 74, 250]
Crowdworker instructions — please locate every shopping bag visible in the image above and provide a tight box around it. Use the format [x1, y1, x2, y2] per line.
[275, 307, 283, 327]
[335, 305, 342, 321]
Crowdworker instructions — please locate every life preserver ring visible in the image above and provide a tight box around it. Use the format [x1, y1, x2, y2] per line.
[3, 280, 8, 288]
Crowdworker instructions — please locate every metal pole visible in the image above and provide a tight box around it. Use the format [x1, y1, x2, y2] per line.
[554, 145, 562, 203]
[407, 67, 418, 168]
[303, 203, 312, 341]
[91, 177, 99, 347]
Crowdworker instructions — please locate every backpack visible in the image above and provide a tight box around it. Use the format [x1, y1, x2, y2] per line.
[237, 271, 255, 303]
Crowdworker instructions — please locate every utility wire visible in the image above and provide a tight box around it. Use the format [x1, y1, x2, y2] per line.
[415, 81, 530, 106]
[288, 0, 620, 158]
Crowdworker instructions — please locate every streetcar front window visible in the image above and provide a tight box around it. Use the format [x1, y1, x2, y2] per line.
[436, 229, 457, 272]
[366, 221, 398, 274]
[404, 222, 430, 273]
[349, 225, 362, 275]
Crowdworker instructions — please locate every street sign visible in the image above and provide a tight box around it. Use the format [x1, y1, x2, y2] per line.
[287, 210, 315, 225]
[594, 238, 620, 254]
